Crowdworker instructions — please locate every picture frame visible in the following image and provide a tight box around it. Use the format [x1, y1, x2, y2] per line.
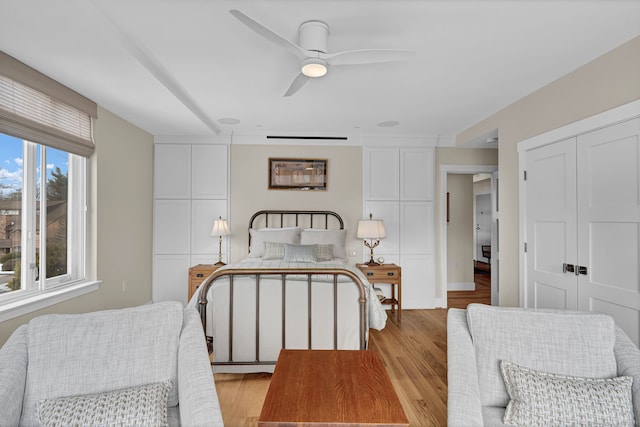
[268, 158, 327, 191]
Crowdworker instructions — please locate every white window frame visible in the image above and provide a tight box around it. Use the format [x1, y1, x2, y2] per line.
[0, 138, 98, 322]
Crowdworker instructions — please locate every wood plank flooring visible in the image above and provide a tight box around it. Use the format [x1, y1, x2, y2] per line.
[213, 269, 490, 426]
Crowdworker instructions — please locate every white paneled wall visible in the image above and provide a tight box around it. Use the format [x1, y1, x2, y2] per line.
[153, 143, 228, 305]
[364, 147, 435, 309]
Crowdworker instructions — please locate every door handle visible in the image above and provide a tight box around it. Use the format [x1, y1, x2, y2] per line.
[563, 263, 575, 273]
[577, 265, 588, 275]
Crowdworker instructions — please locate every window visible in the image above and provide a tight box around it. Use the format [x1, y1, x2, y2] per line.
[0, 132, 87, 300]
[0, 51, 98, 318]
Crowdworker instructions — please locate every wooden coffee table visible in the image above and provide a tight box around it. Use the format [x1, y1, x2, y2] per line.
[258, 349, 409, 427]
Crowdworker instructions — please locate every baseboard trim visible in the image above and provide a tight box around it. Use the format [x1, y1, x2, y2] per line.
[448, 282, 476, 291]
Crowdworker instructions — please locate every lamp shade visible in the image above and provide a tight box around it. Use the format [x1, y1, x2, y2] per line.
[356, 216, 386, 239]
[211, 217, 231, 237]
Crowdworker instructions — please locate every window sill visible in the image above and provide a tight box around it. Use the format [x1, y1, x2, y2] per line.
[0, 280, 101, 322]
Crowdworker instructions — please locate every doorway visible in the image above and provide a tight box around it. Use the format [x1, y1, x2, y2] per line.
[440, 165, 498, 308]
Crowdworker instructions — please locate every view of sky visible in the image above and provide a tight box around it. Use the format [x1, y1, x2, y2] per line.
[0, 132, 68, 197]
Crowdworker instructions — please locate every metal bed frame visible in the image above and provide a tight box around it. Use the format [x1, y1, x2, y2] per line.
[197, 210, 368, 368]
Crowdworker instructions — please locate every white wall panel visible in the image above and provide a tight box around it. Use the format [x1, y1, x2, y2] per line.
[154, 144, 190, 199]
[365, 148, 399, 200]
[191, 199, 228, 255]
[153, 254, 191, 305]
[154, 199, 190, 254]
[192, 145, 228, 199]
[400, 148, 434, 201]
[400, 201, 433, 254]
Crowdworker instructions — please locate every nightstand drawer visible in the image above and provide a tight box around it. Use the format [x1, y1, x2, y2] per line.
[359, 266, 400, 282]
[188, 264, 219, 300]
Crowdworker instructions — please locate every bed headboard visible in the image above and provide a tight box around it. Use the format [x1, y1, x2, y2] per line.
[248, 210, 344, 248]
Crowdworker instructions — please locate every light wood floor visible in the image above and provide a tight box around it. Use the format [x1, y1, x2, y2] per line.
[213, 268, 491, 426]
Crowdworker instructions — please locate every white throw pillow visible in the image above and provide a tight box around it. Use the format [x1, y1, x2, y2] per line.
[500, 360, 635, 427]
[37, 380, 172, 427]
[300, 229, 346, 259]
[249, 227, 302, 258]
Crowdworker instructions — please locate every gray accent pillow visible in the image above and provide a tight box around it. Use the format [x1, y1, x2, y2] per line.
[501, 361, 635, 427]
[37, 380, 172, 427]
[283, 243, 317, 262]
[315, 243, 334, 261]
[263, 242, 285, 260]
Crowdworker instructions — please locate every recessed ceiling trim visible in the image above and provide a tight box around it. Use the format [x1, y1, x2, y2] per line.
[90, 1, 220, 135]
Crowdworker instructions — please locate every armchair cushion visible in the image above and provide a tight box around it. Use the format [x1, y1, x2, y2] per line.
[466, 304, 618, 407]
[20, 302, 184, 426]
[0, 325, 28, 427]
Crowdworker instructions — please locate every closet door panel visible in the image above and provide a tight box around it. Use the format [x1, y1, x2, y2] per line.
[191, 199, 228, 255]
[364, 201, 399, 255]
[154, 199, 190, 254]
[365, 148, 399, 200]
[192, 145, 228, 199]
[154, 144, 191, 199]
[400, 201, 433, 254]
[153, 254, 191, 305]
[577, 117, 640, 346]
[524, 138, 578, 309]
[400, 148, 434, 201]
[400, 254, 434, 309]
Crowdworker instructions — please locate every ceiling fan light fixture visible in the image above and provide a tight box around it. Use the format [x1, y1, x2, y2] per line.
[301, 58, 327, 78]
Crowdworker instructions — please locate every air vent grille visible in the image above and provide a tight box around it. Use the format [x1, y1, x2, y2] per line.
[266, 135, 348, 141]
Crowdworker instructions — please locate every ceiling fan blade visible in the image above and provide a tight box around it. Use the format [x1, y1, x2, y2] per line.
[229, 10, 307, 60]
[284, 73, 309, 97]
[322, 49, 415, 66]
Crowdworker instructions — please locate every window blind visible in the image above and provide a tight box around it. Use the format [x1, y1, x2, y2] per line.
[0, 51, 97, 157]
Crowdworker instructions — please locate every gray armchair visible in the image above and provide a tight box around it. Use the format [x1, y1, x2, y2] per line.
[0, 302, 224, 426]
[447, 304, 640, 426]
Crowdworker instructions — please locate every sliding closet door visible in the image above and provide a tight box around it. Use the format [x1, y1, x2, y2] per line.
[524, 138, 578, 309]
[576, 118, 640, 346]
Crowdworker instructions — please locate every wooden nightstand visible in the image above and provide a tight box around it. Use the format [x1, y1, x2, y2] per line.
[356, 263, 402, 321]
[188, 264, 220, 301]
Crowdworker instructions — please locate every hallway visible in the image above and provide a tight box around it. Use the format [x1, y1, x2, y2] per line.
[447, 261, 491, 309]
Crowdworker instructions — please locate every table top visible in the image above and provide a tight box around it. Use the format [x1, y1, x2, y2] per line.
[258, 349, 409, 427]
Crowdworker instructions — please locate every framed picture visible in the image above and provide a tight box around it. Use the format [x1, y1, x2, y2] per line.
[268, 158, 327, 191]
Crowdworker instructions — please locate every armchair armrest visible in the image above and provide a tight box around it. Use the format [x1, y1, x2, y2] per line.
[447, 309, 484, 427]
[0, 325, 28, 427]
[614, 325, 640, 424]
[178, 307, 224, 427]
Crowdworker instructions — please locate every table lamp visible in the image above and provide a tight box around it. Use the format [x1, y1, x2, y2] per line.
[211, 216, 231, 266]
[356, 213, 386, 265]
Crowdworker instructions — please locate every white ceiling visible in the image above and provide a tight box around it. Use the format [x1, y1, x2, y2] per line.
[1, 0, 638, 143]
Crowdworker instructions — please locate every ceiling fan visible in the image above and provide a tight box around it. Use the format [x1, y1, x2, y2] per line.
[229, 10, 415, 97]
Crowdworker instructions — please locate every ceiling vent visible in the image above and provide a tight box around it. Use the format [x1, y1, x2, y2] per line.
[266, 135, 348, 141]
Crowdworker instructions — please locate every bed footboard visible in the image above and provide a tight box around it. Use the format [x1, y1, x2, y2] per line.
[197, 268, 368, 368]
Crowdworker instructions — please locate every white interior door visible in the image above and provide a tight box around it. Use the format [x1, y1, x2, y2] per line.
[525, 138, 578, 309]
[576, 118, 640, 346]
[475, 193, 491, 262]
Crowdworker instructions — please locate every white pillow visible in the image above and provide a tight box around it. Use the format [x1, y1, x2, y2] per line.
[37, 380, 172, 427]
[284, 243, 318, 262]
[500, 360, 635, 427]
[249, 227, 302, 258]
[300, 229, 346, 259]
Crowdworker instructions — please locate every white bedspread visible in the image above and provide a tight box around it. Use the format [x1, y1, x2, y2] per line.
[188, 259, 387, 330]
